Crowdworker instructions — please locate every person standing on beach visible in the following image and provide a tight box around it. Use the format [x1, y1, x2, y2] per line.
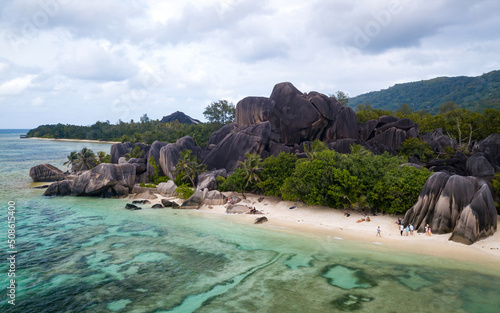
[425, 224, 429, 235]
[409, 224, 414, 236]
[399, 224, 404, 236]
[376, 226, 381, 237]
[405, 225, 409, 236]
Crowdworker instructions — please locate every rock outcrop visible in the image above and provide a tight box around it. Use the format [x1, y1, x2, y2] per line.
[157, 181, 178, 196]
[45, 163, 136, 198]
[474, 134, 500, 170]
[403, 172, 497, 244]
[110, 142, 149, 164]
[202, 82, 422, 173]
[159, 136, 201, 179]
[30, 164, 66, 182]
[43, 180, 73, 196]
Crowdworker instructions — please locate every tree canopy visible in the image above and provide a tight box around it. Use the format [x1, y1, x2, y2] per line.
[203, 100, 236, 124]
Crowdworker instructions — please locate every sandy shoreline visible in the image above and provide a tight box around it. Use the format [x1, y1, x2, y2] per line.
[28, 137, 120, 144]
[145, 192, 500, 268]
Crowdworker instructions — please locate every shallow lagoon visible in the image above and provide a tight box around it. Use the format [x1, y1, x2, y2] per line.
[1, 130, 499, 313]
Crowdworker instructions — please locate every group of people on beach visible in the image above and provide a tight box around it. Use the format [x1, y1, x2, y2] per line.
[396, 218, 432, 236]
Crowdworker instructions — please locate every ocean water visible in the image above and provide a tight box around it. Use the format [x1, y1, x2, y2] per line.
[0, 129, 499, 313]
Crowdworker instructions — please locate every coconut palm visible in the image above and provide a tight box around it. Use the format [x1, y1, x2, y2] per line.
[63, 151, 78, 167]
[303, 140, 328, 161]
[76, 147, 96, 171]
[125, 145, 144, 160]
[237, 153, 262, 197]
[174, 150, 206, 187]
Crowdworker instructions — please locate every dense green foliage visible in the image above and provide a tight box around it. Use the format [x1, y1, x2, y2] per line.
[203, 100, 235, 124]
[257, 152, 297, 197]
[220, 146, 430, 214]
[350, 70, 500, 113]
[356, 105, 500, 143]
[397, 138, 434, 162]
[372, 166, 432, 214]
[64, 147, 110, 171]
[492, 173, 500, 214]
[173, 150, 206, 187]
[281, 151, 360, 208]
[148, 158, 169, 185]
[175, 185, 195, 199]
[27, 118, 222, 147]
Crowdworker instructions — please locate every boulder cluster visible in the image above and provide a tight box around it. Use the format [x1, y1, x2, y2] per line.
[32, 82, 499, 244]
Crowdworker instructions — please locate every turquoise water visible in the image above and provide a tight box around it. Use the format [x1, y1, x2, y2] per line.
[1, 129, 500, 313]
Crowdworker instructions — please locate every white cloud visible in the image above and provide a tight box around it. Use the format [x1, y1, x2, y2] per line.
[0, 75, 36, 96]
[0, 0, 499, 128]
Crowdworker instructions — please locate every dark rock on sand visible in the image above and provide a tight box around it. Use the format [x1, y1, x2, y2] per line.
[403, 172, 497, 244]
[254, 216, 268, 224]
[180, 190, 203, 209]
[132, 200, 151, 204]
[29, 164, 66, 182]
[161, 199, 179, 208]
[151, 203, 163, 209]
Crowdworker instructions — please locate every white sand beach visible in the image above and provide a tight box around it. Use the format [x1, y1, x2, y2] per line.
[28, 137, 120, 144]
[146, 192, 500, 268]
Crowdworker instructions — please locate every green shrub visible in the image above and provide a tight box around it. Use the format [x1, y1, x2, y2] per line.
[140, 183, 157, 188]
[281, 153, 361, 208]
[218, 168, 248, 192]
[175, 184, 194, 199]
[371, 166, 432, 214]
[258, 152, 297, 197]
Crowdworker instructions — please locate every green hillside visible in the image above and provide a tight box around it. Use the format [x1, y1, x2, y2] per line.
[349, 70, 500, 114]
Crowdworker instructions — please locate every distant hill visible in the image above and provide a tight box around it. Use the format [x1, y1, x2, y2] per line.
[160, 111, 201, 125]
[348, 70, 500, 114]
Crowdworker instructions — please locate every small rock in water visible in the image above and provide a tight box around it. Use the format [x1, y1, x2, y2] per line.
[151, 204, 163, 209]
[125, 203, 142, 210]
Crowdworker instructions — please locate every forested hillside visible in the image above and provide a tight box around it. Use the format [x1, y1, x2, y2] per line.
[349, 70, 500, 113]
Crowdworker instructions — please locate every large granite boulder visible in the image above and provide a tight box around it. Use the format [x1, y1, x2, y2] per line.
[180, 190, 204, 209]
[403, 172, 497, 244]
[235, 97, 275, 127]
[146, 140, 168, 177]
[203, 190, 227, 205]
[71, 163, 136, 198]
[43, 180, 73, 196]
[110, 142, 149, 164]
[466, 153, 495, 178]
[323, 107, 359, 141]
[157, 181, 178, 196]
[203, 122, 271, 172]
[196, 169, 227, 191]
[29, 164, 66, 182]
[421, 129, 456, 153]
[159, 136, 201, 179]
[474, 134, 500, 170]
[268, 82, 334, 145]
[449, 184, 498, 244]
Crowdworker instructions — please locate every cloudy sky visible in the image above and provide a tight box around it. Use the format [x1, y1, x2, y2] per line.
[1, 0, 499, 129]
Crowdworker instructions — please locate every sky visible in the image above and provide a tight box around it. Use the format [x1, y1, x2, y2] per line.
[1, 0, 499, 129]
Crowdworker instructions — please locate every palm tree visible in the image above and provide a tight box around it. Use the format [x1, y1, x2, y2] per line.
[303, 140, 328, 161]
[76, 147, 96, 171]
[349, 144, 372, 157]
[174, 150, 206, 187]
[237, 153, 262, 198]
[64, 151, 78, 167]
[125, 145, 144, 160]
